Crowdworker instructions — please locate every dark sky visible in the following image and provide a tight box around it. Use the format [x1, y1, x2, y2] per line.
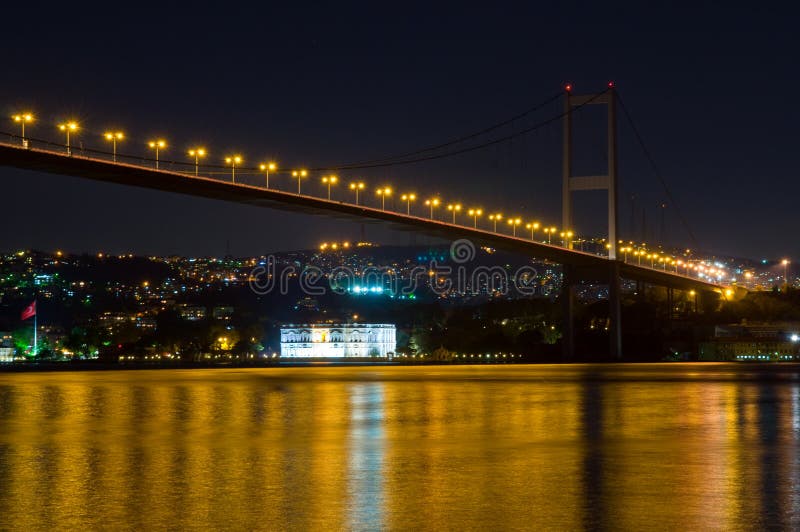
[1, 3, 797, 260]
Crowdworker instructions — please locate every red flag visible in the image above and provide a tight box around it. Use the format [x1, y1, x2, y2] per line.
[21, 301, 36, 321]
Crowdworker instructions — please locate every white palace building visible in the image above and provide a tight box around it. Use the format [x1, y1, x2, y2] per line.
[280, 323, 396, 359]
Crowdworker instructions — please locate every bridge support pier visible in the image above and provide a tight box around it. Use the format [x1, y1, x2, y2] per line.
[608, 262, 622, 359]
[562, 264, 576, 360]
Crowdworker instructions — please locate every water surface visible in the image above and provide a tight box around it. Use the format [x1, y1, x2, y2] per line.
[0, 364, 798, 530]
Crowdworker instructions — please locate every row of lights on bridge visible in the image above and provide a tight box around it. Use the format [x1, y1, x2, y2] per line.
[8, 111, 789, 287]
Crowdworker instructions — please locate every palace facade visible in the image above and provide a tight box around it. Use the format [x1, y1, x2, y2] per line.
[280, 323, 396, 359]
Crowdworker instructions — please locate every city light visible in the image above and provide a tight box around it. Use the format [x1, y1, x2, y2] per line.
[321, 175, 338, 200]
[189, 148, 207, 176]
[525, 221, 540, 239]
[291, 169, 308, 194]
[12, 113, 34, 145]
[401, 193, 416, 215]
[104, 131, 124, 162]
[58, 121, 79, 156]
[225, 155, 242, 183]
[507, 217, 522, 236]
[147, 139, 166, 169]
[542, 226, 556, 244]
[468, 208, 483, 228]
[349, 181, 365, 204]
[376, 186, 392, 210]
[783, 259, 790, 289]
[425, 198, 441, 219]
[258, 161, 277, 188]
[488, 214, 503, 232]
[446, 203, 462, 224]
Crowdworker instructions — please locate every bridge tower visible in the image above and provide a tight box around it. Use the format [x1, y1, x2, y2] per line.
[561, 84, 622, 359]
[562, 84, 618, 257]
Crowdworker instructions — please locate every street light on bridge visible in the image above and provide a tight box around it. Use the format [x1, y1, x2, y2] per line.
[188, 148, 207, 176]
[291, 169, 308, 194]
[401, 193, 416, 215]
[783, 259, 790, 289]
[507, 217, 522, 237]
[376, 187, 392, 210]
[225, 155, 242, 183]
[321, 175, 338, 200]
[58, 122, 79, 156]
[525, 221, 540, 240]
[446, 203, 461, 224]
[104, 131, 124, 162]
[488, 214, 503, 232]
[147, 139, 166, 169]
[350, 181, 365, 204]
[468, 208, 482, 228]
[12, 113, 34, 146]
[259, 162, 277, 188]
[258, 162, 278, 188]
[542, 226, 556, 244]
[425, 198, 440, 219]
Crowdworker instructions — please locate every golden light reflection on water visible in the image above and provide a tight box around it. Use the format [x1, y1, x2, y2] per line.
[0, 364, 798, 530]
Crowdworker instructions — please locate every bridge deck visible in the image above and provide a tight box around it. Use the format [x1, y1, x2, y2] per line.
[0, 142, 724, 293]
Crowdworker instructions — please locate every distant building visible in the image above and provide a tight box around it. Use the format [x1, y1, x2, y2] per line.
[0, 332, 13, 362]
[212, 306, 234, 320]
[280, 323, 396, 359]
[699, 322, 800, 361]
[293, 297, 319, 311]
[178, 305, 207, 321]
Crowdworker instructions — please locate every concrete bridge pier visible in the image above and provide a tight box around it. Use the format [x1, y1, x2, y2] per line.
[561, 262, 623, 360]
[608, 262, 622, 359]
[561, 264, 576, 360]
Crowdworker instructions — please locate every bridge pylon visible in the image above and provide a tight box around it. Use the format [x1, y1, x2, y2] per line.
[561, 84, 622, 359]
[562, 85, 618, 259]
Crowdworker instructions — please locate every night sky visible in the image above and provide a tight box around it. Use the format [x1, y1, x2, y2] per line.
[1, 4, 797, 260]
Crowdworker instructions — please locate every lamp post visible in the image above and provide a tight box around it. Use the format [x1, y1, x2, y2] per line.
[526, 221, 540, 240]
[225, 155, 242, 183]
[376, 187, 392, 210]
[12, 113, 33, 147]
[783, 259, 790, 289]
[349, 181, 365, 204]
[58, 122, 79, 156]
[425, 198, 440, 219]
[259, 162, 277, 188]
[560, 230, 574, 247]
[488, 214, 503, 232]
[543, 227, 556, 244]
[401, 193, 416, 215]
[189, 148, 206, 176]
[446, 203, 462, 224]
[507, 217, 522, 237]
[104, 131, 124, 162]
[147, 139, 166, 169]
[292, 169, 307, 194]
[321, 175, 338, 200]
[468, 208, 482, 228]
